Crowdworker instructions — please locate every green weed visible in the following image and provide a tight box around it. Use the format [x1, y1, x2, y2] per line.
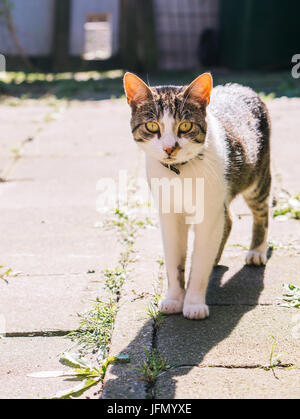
[279, 284, 300, 309]
[263, 336, 294, 379]
[102, 267, 128, 294]
[136, 348, 170, 383]
[0, 265, 19, 283]
[28, 352, 129, 399]
[68, 299, 117, 355]
[272, 192, 300, 220]
[147, 301, 164, 328]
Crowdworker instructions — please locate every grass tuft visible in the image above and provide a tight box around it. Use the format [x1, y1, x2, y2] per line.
[136, 348, 170, 383]
[68, 299, 117, 356]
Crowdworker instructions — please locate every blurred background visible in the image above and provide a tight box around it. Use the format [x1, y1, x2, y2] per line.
[0, 0, 299, 98]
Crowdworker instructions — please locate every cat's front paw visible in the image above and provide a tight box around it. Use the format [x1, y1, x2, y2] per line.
[159, 298, 184, 314]
[245, 249, 267, 266]
[183, 303, 209, 320]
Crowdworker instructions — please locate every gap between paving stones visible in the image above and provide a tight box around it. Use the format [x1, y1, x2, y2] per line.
[4, 330, 76, 338]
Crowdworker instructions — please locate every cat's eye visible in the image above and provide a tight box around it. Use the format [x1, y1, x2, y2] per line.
[179, 121, 192, 133]
[146, 121, 160, 133]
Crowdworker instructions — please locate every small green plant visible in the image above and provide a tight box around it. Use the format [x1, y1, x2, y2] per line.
[268, 335, 284, 370]
[228, 243, 248, 250]
[156, 257, 164, 267]
[68, 299, 117, 355]
[279, 284, 300, 309]
[28, 352, 130, 399]
[263, 336, 294, 379]
[272, 193, 300, 220]
[147, 301, 164, 328]
[102, 267, 128, 294]
[268, 240, 300, 252]
[147, 259, 164, 327]
[103, 207, 153, 244]
[136, 348, 170, 383]
[0, 265, 18, 283]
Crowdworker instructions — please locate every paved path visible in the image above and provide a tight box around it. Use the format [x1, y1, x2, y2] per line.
[0, 97, 299, 399]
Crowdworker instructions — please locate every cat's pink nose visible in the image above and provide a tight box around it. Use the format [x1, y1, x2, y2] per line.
[164, 147, 175, 156]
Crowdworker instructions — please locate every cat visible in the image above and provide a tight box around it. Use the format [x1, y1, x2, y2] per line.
[123, 72, 271, 320]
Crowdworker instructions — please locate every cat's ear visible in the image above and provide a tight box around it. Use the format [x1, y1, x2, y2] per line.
[123, 72, 152, 105]
[184, 73, 213, 105]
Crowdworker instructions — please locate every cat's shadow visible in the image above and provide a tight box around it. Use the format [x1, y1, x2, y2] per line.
[103, 260, 267, 399]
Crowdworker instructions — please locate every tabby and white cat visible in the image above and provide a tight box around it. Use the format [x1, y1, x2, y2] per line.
[124, 72, 271, 320]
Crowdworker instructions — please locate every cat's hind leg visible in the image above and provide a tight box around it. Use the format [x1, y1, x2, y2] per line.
[214, 206, 232, 266]
[243, 173, 271, 266]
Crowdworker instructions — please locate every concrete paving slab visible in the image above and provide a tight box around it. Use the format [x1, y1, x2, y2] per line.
[156, 305, 300, 368]
[0, 271, 107, 333]
[0, 336, 75, 399]
[155, 366, 300, 399]
[22, 100, 132, 158]
[0, 156, 128, 209]
[0, 206, 121, 275]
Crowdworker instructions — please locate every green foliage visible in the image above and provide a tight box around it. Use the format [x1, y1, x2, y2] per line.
[68, 299, 117, 353]
[2, 70, 300, 102]
[268, 335, 285, 370]
[102, 267, 128, 294]
[273, 193, 300, 220]
[28, 352, 130, 399]
[0, 70, 124, 100]
[279, 284, 300, 309]
[136, 348, 170, 383]
[147, 301, 164, 328]
[0, 265, 18, 283]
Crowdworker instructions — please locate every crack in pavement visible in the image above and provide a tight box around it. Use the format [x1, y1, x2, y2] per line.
[4, 330, 77, 338]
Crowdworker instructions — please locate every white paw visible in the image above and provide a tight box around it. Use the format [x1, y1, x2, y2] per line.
[183, 303, 209, 320]
[159, 298, 184, 314]
[245, 249, 267, 266]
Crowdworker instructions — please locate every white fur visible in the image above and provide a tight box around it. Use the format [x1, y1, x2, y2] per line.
[146, 110, 228, 319]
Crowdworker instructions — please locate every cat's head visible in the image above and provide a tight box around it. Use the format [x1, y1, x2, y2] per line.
[124, 72, 213, 165]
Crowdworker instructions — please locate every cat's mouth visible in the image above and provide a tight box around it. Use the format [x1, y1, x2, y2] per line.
[160, 151, 204, 167]
[161, 157, 182, 166]
[161, 153, 195, 165]
[161, 156, 188, 167]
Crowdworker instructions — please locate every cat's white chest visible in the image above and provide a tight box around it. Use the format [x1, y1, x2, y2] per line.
[146, 150, 226, 225]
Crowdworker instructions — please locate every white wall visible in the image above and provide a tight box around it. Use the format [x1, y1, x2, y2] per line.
[69, 0, 119, 56]
[0, 0, 120, 58]
[0, 0, 55, 56]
